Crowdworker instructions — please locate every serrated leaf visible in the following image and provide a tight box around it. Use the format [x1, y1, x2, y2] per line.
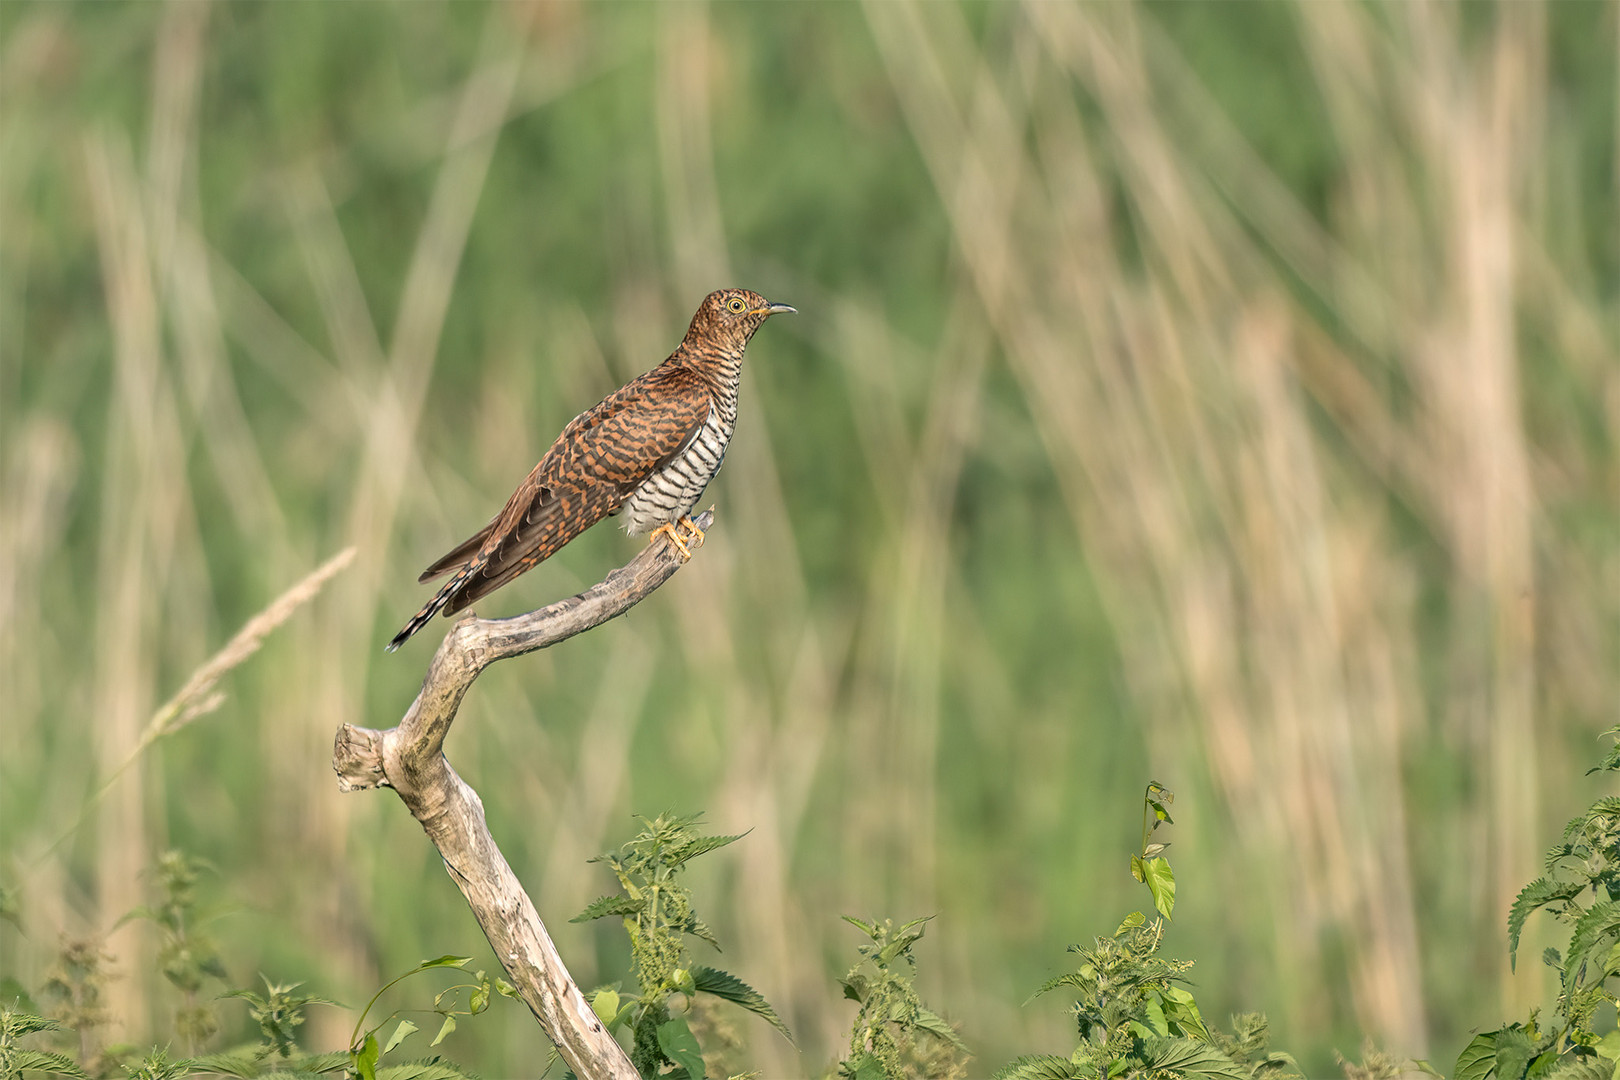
[1027, 971, 1088, 1004]
[377, 1062, 485, 1080]
[430, 1014, 456, 1047]
[570, 895, 645, 923]
[912, 1006, 969, 1053]
[384, 1019, 418, 1055]
[1140, 1037, 1250, 1080]
[184, 1048, 266, 1077]
[1543, 1053, 1613, 1080]
[656, 1016, 706, 1080]
[691, 965, 793, 1044]
[992, 1054, 1085, 1080]
[841, 915, 877, 936]
[1565, 902, 1620, 989]
[840, 972, 870, 1003]
[669, 832, 749, 864]
[1142, 858, 1177, 920]
[1510, 879, 1585, 969]
[7, 1050, 94, 1079]
[2, 1011, 61, 1038]
[1494, 1027, 1538, 1080]
[686, 915, 722, 951]
[847, 1053, 887, 1080]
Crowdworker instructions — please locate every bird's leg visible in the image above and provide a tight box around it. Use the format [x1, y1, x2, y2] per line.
[651, 520, 695, 561]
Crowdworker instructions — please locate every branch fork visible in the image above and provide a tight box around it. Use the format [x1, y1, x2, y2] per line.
[333, 509, 714, 1080]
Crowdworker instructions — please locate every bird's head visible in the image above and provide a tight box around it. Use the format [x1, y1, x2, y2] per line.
[686, 288, 796, 349]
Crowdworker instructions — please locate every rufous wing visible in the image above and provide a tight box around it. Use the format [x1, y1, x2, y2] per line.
[443, 365, 714, 613]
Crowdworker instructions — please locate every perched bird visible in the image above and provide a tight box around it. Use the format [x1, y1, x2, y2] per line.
[387, 287, 795, 651]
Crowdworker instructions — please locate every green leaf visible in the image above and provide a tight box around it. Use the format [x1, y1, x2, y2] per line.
[685, 915, 722, 952]
[656, 1016, 706, 1080]
[1510, 879, 1585, 969]
[430, 1014, 456, 1047]
[354, 1033, 380, 1080]
[1158, 985, 1209, 1039]
[1494, 1027, 1538, 1080]
[1130, 855, 1146, 883]
[1542, 1054, 1613, 1080]
[846, 1053, 888, 1080]
[7, 1050, 94, 1080]
[415, 956, 472, 972]
[840, 972, 870, 1003]
[690, 965, 793, 1044]
[376, 1063, 484, 1080]
[184, 1048, 266, 1077]
[992, 1054, 1085, 1080]
[1586, 729, 1620, 774]
[1451, 1036, 1496, 1080]
[912, 1006, 969, 1053]
[1140, 1037, 1250, 1080]
[383, 1019, 418, 1055]
[2, 1010, 61, 1038]
[569, 895, 646, 923]
[1116, 912, 1146, 935]
[589, 988, 620, 1026]
[1142, 858, 1177, 920]
[1565, 902, 1620, 989]
[841, 915, 877, 937]
[494, 979, 519, 1000]
[669, 832, 749, 864]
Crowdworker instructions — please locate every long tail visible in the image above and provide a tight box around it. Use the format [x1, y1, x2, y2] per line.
[385, 564, 476, 652]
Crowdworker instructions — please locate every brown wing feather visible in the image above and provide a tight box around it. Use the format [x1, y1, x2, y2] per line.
[441, 365, 713, 613]
[417, 512, 501, 583]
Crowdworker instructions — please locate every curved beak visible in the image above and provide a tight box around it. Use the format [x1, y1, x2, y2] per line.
[754, 301, 797, 316]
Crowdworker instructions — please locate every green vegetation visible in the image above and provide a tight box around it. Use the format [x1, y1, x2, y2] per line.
[4, 738, 1620, 1077]
[2, 1, 1617, 1076]
[570, 813, 790, 1078]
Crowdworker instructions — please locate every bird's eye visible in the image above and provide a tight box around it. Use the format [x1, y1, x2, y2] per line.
[727, 297, 746, 314]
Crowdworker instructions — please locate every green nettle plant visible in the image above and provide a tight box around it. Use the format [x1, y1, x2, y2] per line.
[1455, 727, 1620, 1080]
[0, 851, 501, 1080]
[123, 852, 230, 1053]
[1, 1008, 93, 1080]
[996, 784, 1302, 1080]
[571, 813, 792, 1079]
[835, 915, 968, 1080]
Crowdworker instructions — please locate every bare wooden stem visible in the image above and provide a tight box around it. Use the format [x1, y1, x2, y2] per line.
[333, 510, 714, 1080]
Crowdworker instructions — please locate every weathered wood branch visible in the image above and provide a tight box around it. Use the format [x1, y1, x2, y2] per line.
[333, 510, 714, 1080]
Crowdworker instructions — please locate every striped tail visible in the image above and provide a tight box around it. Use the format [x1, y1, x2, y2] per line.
[385, 563, 476, 652]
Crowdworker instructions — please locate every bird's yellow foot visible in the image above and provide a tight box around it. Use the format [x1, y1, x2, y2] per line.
[652, 517, 704, 561]
[675, 515, 706, 552]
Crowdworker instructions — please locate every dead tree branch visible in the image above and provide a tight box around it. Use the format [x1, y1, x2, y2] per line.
[333, 510, 715, 1080]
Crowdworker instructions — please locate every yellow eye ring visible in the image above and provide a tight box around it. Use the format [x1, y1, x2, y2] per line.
[727, 297, 746, 313]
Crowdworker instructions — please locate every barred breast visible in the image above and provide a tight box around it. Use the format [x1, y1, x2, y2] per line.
[621, 405, 734, 536]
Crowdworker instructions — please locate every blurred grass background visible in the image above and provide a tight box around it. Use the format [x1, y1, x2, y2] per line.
[1, 0, 1616, 1074]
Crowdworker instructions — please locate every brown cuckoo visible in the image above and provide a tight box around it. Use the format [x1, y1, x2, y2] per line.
[386, 287, 795, 651]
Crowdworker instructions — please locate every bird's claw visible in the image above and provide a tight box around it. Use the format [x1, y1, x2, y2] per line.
[653, 517, 705, 562]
